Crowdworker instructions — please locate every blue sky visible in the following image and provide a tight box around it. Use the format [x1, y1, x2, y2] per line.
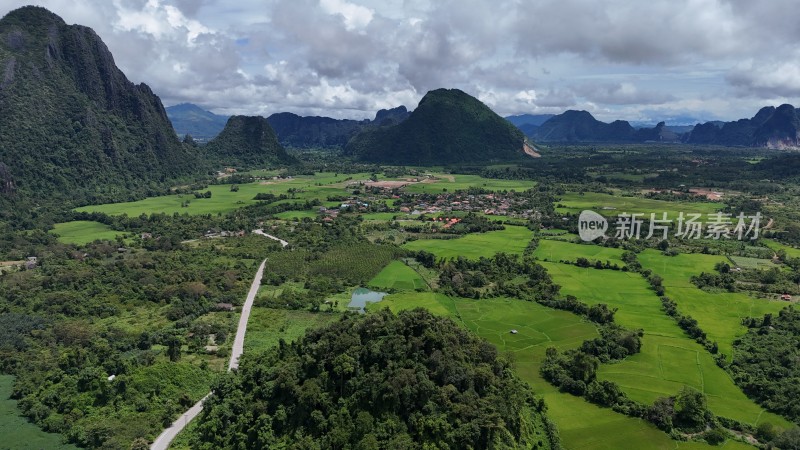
[2, 0, 799, 123]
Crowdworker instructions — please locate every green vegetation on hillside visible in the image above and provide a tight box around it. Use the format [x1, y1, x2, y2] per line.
[204, 115, 296, 167]
[346, 88, 527, 165]
[192, 309, 557, 449]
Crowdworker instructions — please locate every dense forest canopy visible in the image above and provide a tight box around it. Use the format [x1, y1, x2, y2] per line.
[192, 309, 556, 449]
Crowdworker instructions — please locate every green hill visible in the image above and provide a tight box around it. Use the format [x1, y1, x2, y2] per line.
[204, 115, 296, 167]
[346, 88, 528, 165]
[0, 6, 201, 207]
[193, 309, 555, 449]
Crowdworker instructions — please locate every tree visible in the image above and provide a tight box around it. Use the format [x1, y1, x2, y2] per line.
[673, 386, 708, 431]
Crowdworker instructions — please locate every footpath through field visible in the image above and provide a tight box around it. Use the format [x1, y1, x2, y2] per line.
[150, 257, 268, 450]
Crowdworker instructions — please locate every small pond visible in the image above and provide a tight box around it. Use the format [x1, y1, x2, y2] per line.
[347, 287, 387, 313]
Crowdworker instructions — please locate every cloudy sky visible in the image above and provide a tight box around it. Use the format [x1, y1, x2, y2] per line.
[3, 0, 800, 123]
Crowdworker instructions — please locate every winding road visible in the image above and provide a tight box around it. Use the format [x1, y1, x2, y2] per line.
[150, 258, 267, 450]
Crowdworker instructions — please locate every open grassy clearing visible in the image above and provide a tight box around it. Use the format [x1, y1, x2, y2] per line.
[273, 210, 318, 220]
[556, 192, 721, 216]
[532, 240, 626, 265]
[244, 307, 341, 354]
[368, 260, 428, 291]
[638, 250, 786, 358]
[0, 375, 79, 450]
[540, 262, 792, 429]
[51, 220, 124, 245]
[367, 291, 455, 316]
[402, 225, 533, 259]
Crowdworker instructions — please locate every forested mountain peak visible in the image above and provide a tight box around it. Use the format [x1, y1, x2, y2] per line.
[345, 88, 527, 164]
[205, 115, 296, 166]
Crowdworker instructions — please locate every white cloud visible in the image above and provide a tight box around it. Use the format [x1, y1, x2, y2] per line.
[1, 0, 799, 121]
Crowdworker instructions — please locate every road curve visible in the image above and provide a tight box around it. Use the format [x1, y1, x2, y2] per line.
[252, 229, 289, 247]
[150, 258, 267, 450]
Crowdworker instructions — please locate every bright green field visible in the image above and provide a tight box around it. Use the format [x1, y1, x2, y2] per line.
[368, 260, 428, 291]
[556, 192, 721, 216]
[377, 293, 745, 448]
[638, 250, 786, 358]
[367, 291, 455, 316]
[75, 172, 370, 216]
[402, 226, 533, 259]
[0, 375, 79, 450]
[540, 262, 791, 429]
[402, 174, 536, 194]
[273, 210, 318, 220]
[532, 240, 626, 265]
[763, 239, 800, 259]
[51, 221, 123, 245]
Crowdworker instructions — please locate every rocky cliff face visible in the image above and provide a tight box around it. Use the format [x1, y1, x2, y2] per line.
[0, 6, 199, 205]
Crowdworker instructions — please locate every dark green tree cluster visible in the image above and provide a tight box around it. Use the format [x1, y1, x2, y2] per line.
[731, 306, 800, 423]
[0, 239, 263, 449]
[193, 309, 557, 449]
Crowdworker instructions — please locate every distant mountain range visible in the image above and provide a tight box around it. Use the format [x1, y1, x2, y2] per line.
[167, 104, 412, 149]
[166, 103, 229, 142]
[686, 105, 800, 147]
[345, 88, 529, 165]
[509, 107, 800, 146]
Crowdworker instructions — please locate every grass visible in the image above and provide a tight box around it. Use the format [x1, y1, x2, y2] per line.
[0, 375, 79, 450]
[75, 172, 371, 216]
[402, 226, 533, 259]
[763, 239, 800, 259]
[556, 192, 721, 217]
[244, 307, 341, 354]
[540, 262, 792, 429]
[367, 291, 455, 316]
[402, 173, 536, 194]
[50, 221, 123, 245]
[532, 240, 626, 265]
[273, 210, 318, 220]
[453, 297, 741, 449]
[728, 256, 776, 270]
[368, 260, 428, 291]
[638, 250, 786, 358]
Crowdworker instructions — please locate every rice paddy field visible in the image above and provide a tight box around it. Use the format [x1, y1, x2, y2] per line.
[75, 172, 372, 216]
[532, 239, 626, 265]
[556, 192, 721, 217]
[0, 375, 79, 450]
[50, 220, 124, 245]
[540, 261, 792, 429]
[638, 250, 786, 358]
[401, 173, 536, 194]
[377, 293, 747, 449]
[402, 225, 534, 259]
